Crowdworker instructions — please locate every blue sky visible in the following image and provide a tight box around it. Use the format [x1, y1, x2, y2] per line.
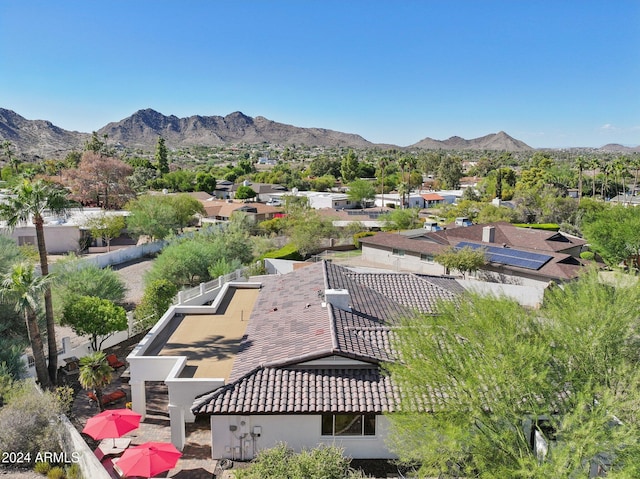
[1, 1, 638, 148]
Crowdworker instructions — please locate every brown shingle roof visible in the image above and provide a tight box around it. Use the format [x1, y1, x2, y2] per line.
[359, 223, 589, 281]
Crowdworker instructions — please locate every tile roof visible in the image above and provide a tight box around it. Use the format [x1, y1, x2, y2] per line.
[192, 367, 399, 415]
[421, 193, 445, 201]
[192, 260, 463, 416]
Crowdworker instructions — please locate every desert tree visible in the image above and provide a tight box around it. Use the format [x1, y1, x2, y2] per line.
[0, 179, 69, 384]
[434, 246, 487, 278]
[65, 151, 134, 209]
[85, 213, 126, 251]
[62, 295, 127, 352]
[347, 179, 376, 208]
[381, 207, 421, 231]
[386, 270, 640, 477]
[582, 204, 640, 269]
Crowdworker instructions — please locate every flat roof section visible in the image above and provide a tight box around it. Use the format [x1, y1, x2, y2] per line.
[159, 286, 259, 380]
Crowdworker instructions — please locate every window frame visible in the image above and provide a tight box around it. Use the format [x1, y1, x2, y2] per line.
[321, 413, 376, 437]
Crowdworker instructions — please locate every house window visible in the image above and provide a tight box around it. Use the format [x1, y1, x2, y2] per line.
[392, 249, 405, 257]
[420, 253, 435, 263]
[321, 414, 376, 436]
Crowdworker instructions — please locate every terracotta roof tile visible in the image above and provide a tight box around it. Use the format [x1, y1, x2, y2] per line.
[192, 367, 399, 415]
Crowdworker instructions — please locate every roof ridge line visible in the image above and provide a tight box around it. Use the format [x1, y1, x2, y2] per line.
[322, 261, 340, 351]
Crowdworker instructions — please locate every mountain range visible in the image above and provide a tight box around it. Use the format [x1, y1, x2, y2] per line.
[2, 107, 636, 159]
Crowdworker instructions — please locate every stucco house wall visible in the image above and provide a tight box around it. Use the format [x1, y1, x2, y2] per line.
[361, 243, 446, 276]
[210, 414, 395, 461]
[9, 224, 81, 254]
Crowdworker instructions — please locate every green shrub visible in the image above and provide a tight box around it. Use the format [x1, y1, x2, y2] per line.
[353, 231, 376, 249]
[234, 443, 363, 479]
[34, 461, 51, 474]
[47, 466, 66, 479]
[580, 251, 595, 261]
[65, 463, 82, 479]
[512, 223, 560, 231]
[261, 244, 303, 261]
[0, 382, 63, 459]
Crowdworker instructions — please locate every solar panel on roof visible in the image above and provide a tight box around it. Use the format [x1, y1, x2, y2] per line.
[455, 241, 552, 271]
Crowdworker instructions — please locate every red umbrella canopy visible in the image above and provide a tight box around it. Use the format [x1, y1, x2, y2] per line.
[115, 442, 182, 478]
[82, 408, 142, 440]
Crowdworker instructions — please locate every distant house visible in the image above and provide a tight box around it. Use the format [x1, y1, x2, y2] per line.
[0, 207, 131, 254]
[197, 199, 282, 223]
[268, 191, 362, 210]
[128, 261, 463, 459]
[231, 181, 287, 202]
[609, 194, 640, 206]
[316, 206, 391, 229]
[421, 193, 445, 208]
[358, 222, 589, 287]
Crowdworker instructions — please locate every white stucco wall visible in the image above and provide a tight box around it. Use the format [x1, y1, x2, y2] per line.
[361, 245, 445, 275]
[10, 225, 80, 253]
[210, 414, 396, 460]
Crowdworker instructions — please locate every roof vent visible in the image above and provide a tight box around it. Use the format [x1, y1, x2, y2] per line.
[482, 225, 495, 243]
[324, 288, 351, 312]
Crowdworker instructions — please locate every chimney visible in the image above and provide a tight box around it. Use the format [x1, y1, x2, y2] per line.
[482, 226, 495, 243]
[324, 289, 351, 311]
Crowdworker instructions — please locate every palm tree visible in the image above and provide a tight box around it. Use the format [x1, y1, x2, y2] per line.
[574, 156, 588, 203]
[589, 158, 600, 198]
[613, 156, 628, 200]
[629, 156, 640, 205]
[0, 263, 52, 388]
[0, 180, 69, 384]
[79, 351, 113, 412]
[378, 157, 389, 210]
[601, 161, 614, 199]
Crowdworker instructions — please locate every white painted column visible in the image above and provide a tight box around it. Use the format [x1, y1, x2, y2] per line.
[169, 404, 186, 450]
[130, 380, 146, 420]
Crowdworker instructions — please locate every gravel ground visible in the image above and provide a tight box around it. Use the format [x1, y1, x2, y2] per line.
[111, 257, 155, 308]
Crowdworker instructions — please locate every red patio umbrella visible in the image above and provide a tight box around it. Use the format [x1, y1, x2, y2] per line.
[82, 408, 142, 444]
[115, 441, 182, 478]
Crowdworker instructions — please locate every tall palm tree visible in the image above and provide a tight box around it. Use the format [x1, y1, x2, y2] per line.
[378, 157, 389, 210]
[601, 161, 614, 199]
[589, 158, 600, 198]
[574, 156, 588, 203]
[0, 263, 52, 388]
[0, 180, 69, 384]
[629, 156, 640, 205]
[79, 351, 113, 412]
[613, 156, 628, 200]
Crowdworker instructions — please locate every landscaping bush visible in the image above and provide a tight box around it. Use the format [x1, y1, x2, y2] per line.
[353, 231, 376, 248]
[34, 461, 51, 474]
[234, 443, 365, 479]
[261, 244, 303, 261]
[580, 251, 595, 261]
[65, 463, 81, 479]
[0, 381, 63, 460]
[512, 223, 560, 231]
[46, 466, 65, 479]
